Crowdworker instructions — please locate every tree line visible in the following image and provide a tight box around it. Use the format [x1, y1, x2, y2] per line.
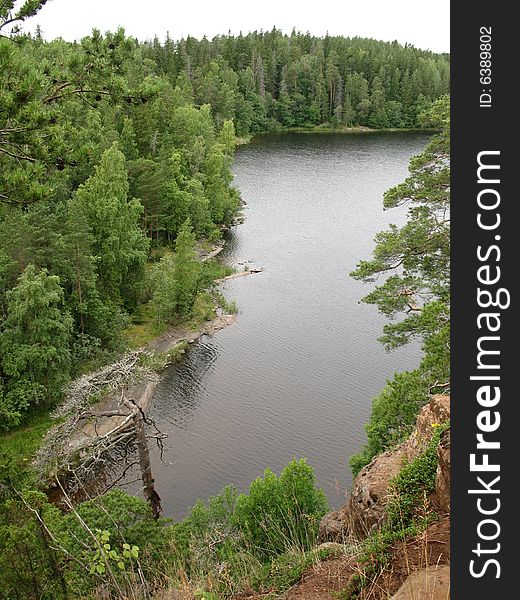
[146, 28, 449, 132]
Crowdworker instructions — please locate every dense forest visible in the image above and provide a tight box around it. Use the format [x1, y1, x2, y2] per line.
[146, 29, 450, 131]
[0, 2, 450, 599]
[0, 5, 449, 431]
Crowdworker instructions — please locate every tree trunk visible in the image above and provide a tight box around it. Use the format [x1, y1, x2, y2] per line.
[132, 409, 162, 520]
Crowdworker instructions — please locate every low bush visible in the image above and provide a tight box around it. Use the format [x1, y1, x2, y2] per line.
[170, 459, 329, 595]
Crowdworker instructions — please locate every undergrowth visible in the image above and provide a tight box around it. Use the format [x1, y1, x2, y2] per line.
[339, 423, 449, 599]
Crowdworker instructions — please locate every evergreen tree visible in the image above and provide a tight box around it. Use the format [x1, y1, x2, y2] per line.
[351, 95, 450, 351]
[349, 96, 450, 474]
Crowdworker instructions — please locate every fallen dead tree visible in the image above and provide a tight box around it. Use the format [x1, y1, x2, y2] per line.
[34, 350, 164, 517]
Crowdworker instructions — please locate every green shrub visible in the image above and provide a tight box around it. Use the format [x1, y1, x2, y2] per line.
[340, 425, 449, 599]
[60, 489, 171, 564]
[199, 259, 233, 287]
[169, 459, 328, 594]
[234, 459, 329, 560]
[0, 491, 68, 600]
[349, 369, 429, 475]
[385, 424, 448, 530]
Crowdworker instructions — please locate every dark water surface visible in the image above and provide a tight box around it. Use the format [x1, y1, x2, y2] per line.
[129, 132, 430, 519]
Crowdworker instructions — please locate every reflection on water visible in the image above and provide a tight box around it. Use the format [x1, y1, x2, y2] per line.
[152, 340, 219, 431]
[122, 132, 431, 520]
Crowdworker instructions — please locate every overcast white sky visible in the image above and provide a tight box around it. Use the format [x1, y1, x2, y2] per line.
[23, 0, 450, 53]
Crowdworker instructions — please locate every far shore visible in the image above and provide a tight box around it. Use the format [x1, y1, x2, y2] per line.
[236, 125, 437, 145]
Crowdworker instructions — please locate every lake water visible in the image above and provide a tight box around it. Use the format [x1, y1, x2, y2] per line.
[129, 131, 430, 520]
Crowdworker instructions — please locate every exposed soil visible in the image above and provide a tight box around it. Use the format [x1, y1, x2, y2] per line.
[284, 555, 358, 600]
[358, 516, 450, 600]
[259, 517, 450, 600]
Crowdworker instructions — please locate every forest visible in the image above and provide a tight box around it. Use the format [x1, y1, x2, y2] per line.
[0, 2, 450, 599]
[0, 7, 449, 431]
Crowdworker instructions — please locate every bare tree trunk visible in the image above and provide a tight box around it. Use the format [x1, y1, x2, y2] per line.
[132, 408, 162, 520]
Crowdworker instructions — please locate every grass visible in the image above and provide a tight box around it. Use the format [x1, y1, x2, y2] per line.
[123, 301, 167, 349]
[138, 341, 190, 372]
[337, 424, 449, 599]
[0, 410, 55, 469]
[186, 292, 217, 330]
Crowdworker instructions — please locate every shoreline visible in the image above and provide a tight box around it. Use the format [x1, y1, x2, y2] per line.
[34, 217, 265, 496]
[236, 126, 437, 145]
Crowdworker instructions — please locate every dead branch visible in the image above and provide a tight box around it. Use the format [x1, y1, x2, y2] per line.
[33, 350, 163, 500]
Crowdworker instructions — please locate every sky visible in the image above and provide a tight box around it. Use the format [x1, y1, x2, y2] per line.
[21, 0, 450, 53]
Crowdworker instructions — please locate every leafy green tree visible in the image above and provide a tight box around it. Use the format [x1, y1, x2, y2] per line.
[74, 144, 148, 306]
[204, 143, 237, 223]
[170, 220, 201, 317]
[151, 220, 202, 326]
[0, 265, 73, 428]
[65, 197, 125, 353]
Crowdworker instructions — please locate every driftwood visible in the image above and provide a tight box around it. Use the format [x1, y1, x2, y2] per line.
[123, 398, 162, 520]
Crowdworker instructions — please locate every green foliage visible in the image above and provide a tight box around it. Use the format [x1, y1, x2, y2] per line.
[0, 488, 172, 599]
[60, 489, 169, 561]
[350, 97, 450, 475]
[0, 412, 54, 494]
[341, 427, 448, 599]
[74, 143, 149, 307]
[150, 221, 203, 326]
[351, 96, 450, 351]
[234, 459, 329, 560]
[170, 460, 328, 595]
[88, 529, 139, 575]
[149, 31, 448, 135]
[1, 23, 243, 431]
[349, 369, 429, 476]
[0, 266, 73, 429]
[0, 490, 69, 600]
[385, 424, 448, 529]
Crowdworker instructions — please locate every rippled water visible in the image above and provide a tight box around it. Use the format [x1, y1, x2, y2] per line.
[126, 132, 430, 519]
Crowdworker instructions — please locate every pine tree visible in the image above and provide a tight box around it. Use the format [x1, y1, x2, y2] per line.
[351, 96, 450, 351]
